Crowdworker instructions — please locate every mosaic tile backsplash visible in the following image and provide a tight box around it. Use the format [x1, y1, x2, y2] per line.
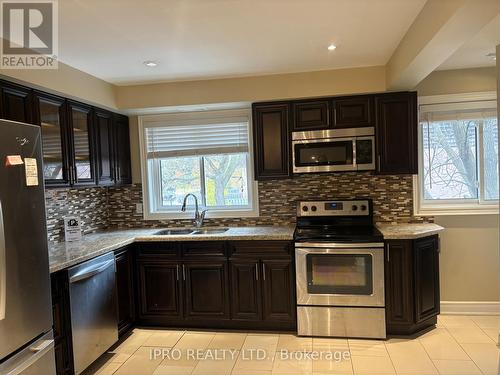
[46, 173, 432, 242]
[45, 187, 108, 242]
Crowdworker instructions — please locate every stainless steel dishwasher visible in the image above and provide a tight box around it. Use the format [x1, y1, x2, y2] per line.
[68, 252, 118, 374]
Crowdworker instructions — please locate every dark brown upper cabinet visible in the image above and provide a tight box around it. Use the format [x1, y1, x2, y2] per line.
[0, 80, 33, 124]
[292, 100, 330, 131]
[67, 101, 96, 186]
[252, 102, 290, 180]
[94, 109, 115, 185]
[33, 91, 71, 187]
[1, 78, 132, 188]
[113, 114, 132, 185]
[333, 95, 374, 128]
[385, 235, 440, 335]
[375, 92, 417, 174]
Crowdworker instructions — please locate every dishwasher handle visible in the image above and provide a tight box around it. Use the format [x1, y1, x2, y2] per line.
[69, 259, 115, 283]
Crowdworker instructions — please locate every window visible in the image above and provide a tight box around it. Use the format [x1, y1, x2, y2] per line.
[416, 94, 498, 215]
[139, 109, 258, 219]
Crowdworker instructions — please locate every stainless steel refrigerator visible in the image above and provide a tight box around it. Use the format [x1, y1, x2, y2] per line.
[0, 120, 56, 374]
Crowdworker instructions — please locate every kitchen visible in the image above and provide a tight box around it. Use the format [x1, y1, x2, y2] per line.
[0, 1, 499, 375]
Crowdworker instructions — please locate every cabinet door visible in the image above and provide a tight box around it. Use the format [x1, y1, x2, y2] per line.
[333, 96, 374, 128]
[115, 249, 135, 336]
[94, 110, 115, 185]
[0, 81, 33, 123]
[33, 92, 70, 186]
[385, 240, 414, 331]
[414, 236, 440, 323]
[229, 259, 262, 321]
[292, 100, 330, 130]
[261, 259, 295, 322]
[113, 114, 132, 185]
[184, 261, 230, 320]
[137, 260, 182, 319]
[375, 92, 417, 174]
[252, 103, 290, 179]
[68, 101, 95, 185]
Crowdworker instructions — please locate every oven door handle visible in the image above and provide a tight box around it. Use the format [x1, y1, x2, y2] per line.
[296, 242, 384, 249]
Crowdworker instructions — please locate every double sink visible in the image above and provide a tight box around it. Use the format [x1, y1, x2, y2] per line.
[154, 228, 229, 236]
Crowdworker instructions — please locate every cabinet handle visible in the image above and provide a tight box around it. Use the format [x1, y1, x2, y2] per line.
[262, 263, 266, 281]
[176, 264, 179, 281]
[386, 244, 390, 262]
[377, 155, 381, 171]
[255, 264, 259, 280]
[182, 264, 186, 281]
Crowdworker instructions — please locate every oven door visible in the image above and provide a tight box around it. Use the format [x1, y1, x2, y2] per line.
[292, 138, 356, 173]
[295, 243, 384, 307]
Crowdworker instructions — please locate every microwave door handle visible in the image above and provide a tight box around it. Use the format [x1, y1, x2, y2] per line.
[0, 200, 6, 321]
[352, 139, 357, 167]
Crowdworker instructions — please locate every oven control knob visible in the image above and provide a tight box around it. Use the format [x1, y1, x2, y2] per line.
[302, 206, 309, 212]
[351, 205, 358, 211]
[311, 205, 317, 212]
[361, 205, 367, 211]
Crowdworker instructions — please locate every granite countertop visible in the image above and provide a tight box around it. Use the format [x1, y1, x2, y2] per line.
[376, 223, 444, 240]
[48, 226, 295, 273]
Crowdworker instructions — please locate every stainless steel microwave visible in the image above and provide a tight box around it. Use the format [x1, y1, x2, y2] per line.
[292, 127, 375, 173]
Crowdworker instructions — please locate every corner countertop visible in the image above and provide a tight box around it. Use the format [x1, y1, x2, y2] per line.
[376, 223, 444, 240]
[48, 226, 295, 273]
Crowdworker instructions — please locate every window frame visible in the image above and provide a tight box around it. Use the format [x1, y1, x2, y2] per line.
[414, 92, 499, 216]
[138, 108, 259, 220]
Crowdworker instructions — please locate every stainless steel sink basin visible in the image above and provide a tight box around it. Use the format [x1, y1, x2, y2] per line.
[191, 228, 229, 235]
[154, 228, 194, 235]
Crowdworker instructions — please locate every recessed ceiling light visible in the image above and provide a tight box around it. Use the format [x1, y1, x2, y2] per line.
[327, 44, 337, 51]
[143, 60, 158, 67]
[486, 52, 496, 61]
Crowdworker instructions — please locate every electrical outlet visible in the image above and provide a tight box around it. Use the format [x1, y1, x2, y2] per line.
[136, 203, 143, 214]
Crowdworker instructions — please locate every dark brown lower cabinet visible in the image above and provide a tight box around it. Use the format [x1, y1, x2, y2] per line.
[137, 260, 183, 320]
[184, 261, 230, 320]
[51, 272, 74, 375]
[115, 248, 135, 336]
[385, 235, 440, 335]
[262, 259, 295, 322]
[136, 240, 295, 330]
[230, 259, 262, 321]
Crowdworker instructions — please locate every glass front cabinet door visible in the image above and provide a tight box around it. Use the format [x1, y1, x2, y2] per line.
[34, 91, 70, 186]
[67, 101, 95, 185]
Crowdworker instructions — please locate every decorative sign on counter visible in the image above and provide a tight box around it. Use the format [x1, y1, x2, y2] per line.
[64, 216, 82, 242]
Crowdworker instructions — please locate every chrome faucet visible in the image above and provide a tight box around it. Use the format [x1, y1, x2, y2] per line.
[181, 193, 208, 228]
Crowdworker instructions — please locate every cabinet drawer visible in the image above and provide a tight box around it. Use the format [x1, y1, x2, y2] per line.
[229, 241, 292, 257]
[181, 241, 227, 258]
[136, 242, 179, 258]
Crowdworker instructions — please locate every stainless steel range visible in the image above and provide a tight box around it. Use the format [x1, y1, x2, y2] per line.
[294, 199, 386, 339]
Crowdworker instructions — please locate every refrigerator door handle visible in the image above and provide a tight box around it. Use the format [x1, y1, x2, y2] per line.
[4, 339, 54, 375]
[0, 199, 6, 321]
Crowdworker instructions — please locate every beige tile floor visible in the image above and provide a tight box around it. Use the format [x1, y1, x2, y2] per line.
[82, 315, 500, 375]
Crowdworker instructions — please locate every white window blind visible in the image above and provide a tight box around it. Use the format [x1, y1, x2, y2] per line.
[146, 118, 249, 159]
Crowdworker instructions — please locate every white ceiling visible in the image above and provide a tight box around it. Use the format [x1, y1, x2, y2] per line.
[58, 0, 427, 85]
[438, 14, 500, 71]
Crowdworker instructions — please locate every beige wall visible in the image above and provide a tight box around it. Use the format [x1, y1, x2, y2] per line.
[116, 66, 386, 110]
[424, 64, 499, 303]
[436, 215, 500, 301]
[415, 67, 497, 96]
[0, 61, 116, 110]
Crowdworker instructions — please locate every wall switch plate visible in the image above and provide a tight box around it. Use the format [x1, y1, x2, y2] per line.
[136, 203, 143, 214]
